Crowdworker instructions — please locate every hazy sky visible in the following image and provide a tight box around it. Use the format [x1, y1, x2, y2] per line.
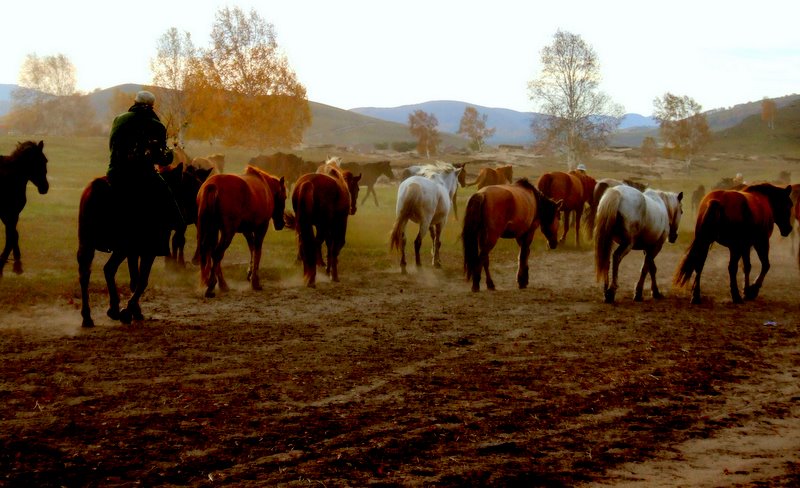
[2, 0, 797, 115]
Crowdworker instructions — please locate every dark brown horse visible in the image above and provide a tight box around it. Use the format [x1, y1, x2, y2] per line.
[249, 152, 317, 189]
[537, 171, 588, 246]
[285, 158, 360, 287]
[159, 163, 213, 268]
[341, 160, 392, 207]
[0, 140, 49, 276]
[196, 166, 287, 298]
[675, 183, 793, 304]
[462, 178, 562, 292]
[77, 176, 169, 328]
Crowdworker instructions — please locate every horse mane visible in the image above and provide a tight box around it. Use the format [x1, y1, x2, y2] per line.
[514, 177, 537, 192]
[516, 177, 557, 214]
[416, 161, 455, 178]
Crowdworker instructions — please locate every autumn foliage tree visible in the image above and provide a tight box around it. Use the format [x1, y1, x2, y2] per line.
[652, 93, 711, 168]
[408, 110, 441, 158]
[528, 30, 623, 168]
[6, 53, 98, 135]
[150, 28, 199, 143]
[190, 7, 311, 148]
[761, 97, 776, 130]
[458, 106, 495, 152]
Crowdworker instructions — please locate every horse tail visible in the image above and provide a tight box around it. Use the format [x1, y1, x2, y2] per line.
[462, 192, 485, 281]
[675, 199, 721, 286]
[197, 182, 220, 286]
[389, 183, 421, 251]
[585, 183, 605, 237]
[295, 180, 317, 281]
[594, 189, 620, 282]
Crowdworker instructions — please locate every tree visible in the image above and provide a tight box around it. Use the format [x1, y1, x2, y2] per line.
[652, 93, 711, 169]
[408, 110, 441, 158]
[458, 106, 495, 152]
[150, 28, 199, 142]
[195, 6, 311, 148]
[641, 136, 658, 165]
[8, 53, 97, 135]
[761, 97, 776, 130]
[528, 30, 623, 168]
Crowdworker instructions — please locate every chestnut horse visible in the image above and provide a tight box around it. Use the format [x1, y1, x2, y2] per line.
[0, 140, 49, 276]
[594, 186, 683, 303]
[462, 178, 562, 292]
[465, 164, 514, 189]
[196, 166, 287, 298]
[675, 183, 793, 304]
[537, 171, 589, 246]
[286, 158, 361, 287]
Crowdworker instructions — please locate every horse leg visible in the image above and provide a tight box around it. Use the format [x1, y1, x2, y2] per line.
[430, 223, 442, 268]
[482, 235, 497, 291]
[745, 241, 770, 300]
[213, 231, 235, 294]
[607, 239, 631, 303]
[574, 208, 583, 248]
[560, 211, 571, 244]
[728, 249, 744, 304]
[516, 233, 534, 289]
[120, 255, 154, 324]
[634, 252, 652, 301]
[648, 251, 664, 299]
[414, 229, 424, 268]
[103, 251, 127, 321]
[249, 229, 267, 291]
[399, 232, 408, 275]
[78, 244, 96, 328]
[173, 225, 188, 268]
[244, 231, 256, 282]
[0, 216, 20, 275]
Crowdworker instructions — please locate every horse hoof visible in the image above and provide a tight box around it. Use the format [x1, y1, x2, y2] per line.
[205, 289, 216, 298]
[604, 290, 616, 303]
[744, 286, 759, 301]
[107, 307, 121, 321]
[119, 308, 133, 325]
[12, 262, 23, 275]
[82, 318, 95, 328]
[732, 296, 744, 304]
[653, 292, 664, 300]
[471, 286, 480, 292]
[131, 309, 144, 321]
[690, 296, 702, 305]
[633, 294, 643, 302]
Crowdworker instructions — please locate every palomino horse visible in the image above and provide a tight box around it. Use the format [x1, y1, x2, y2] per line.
[0, 140, 49, 276]
[285, 158, 361, 287]
[465, 164, 514, 189]
[196, 166, 287, 298]
[390, 162, 462, 273]
[400, 162, 467, 220]
[675, 183, 793, 304]
[595, 185, 683, 303]
[462, 178, 562, 292]
[537, 171, 589, 246]
[341, 160, 394, 207]
[158, 163, 213, 268]
[587, 178, 648, 238]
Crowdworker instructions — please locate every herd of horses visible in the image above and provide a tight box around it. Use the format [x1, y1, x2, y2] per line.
[0, 140, 796, 328]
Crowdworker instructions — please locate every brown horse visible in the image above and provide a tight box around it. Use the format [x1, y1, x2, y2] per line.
[537, 171, 588, 246]
[286, 158, 360, 287]
[249, 152, 317, 189]
[465, 164, 514, 189]
[341, 160, 393, 207]
[0, 140, 49, 276]
[462, 178, 562, 292]
[196, 166, 287, 298]
[675, 183, 793, 304]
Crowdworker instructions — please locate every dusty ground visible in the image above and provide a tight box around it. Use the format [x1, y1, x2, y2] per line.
[1, 230, 800, 487]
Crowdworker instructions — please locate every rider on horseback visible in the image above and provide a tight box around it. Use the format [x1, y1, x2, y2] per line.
[106, 90, 181, 255]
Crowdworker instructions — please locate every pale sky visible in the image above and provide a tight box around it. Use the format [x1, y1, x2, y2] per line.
[2, 0, 797, 115]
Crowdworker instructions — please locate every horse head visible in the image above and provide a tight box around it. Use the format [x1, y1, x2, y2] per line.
[344, 171, 361, 215]
[378, 161, 394, 180]
[771, 185, 794, 237]
[21, 140, 49, 195]
[667, 191, 684, 243]
[272, 176, 288, 230]
[533, 185, 562, 250]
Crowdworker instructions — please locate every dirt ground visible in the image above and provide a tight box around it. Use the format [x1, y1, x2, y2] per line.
[1, 228, 800, 487]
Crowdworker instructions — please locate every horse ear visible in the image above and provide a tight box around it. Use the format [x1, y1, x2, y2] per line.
[554, 199, 564, 211]
[677, 191, 683, 201]
[38, 140, 44, 149]
[355, 174, 362, 182]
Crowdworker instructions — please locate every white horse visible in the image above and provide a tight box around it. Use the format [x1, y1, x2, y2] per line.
[390, 162, 463, 273]
[594, 185, 683, 303]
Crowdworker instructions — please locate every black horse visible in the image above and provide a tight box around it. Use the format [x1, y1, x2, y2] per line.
[0, 140, 49, 277]
[159, 163, 213, 268]
[77, 174, 174, 328]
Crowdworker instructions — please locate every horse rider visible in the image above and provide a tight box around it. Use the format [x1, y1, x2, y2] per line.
[575, 163, 587, 173]
[106, 90, 182, 255]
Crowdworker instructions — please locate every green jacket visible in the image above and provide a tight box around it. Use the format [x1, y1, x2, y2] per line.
[107, 103, 172, 183]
